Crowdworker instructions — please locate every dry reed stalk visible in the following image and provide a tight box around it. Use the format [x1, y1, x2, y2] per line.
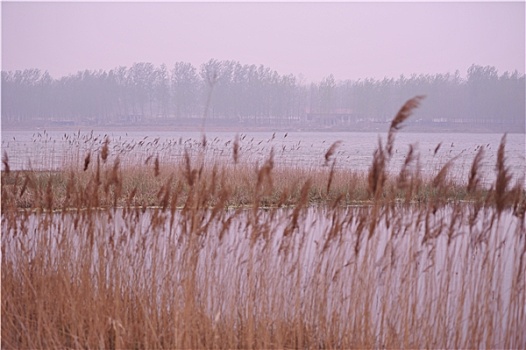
[45, 177, 53, 211]
[201, 133, 207, 149]
[256, 148, 274, 195]
[4, 149, 507, 210]
[397, 144, 416, 191]
[154, 155, 160, 177]
[324, 140, 342, 166]
[3, 116, 526, 350]
[368, 137, 386, 199]
[367, 95, 425, 201]
[326, 159, 337, 194]
[19, 174, 30, 198]
[2, 150, 10, 174]
[494, 134, 511, 214]
[433, 158, 456, 189]
[510, 181, 525, 225]
[111, 157, 122, 207]
[3, 198, 526, 348]
[95, 155, 101, 186]
[286, 179, 311, 236]
[101, 137, 110, 163]
[467, 147, 485, 194]
[183, 149, 196, 187]
[233, 134, 240, 164]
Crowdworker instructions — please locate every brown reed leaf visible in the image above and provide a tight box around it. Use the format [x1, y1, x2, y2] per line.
[2, 151, 10, 174]
[324, 140, 342, 166]
[387, 95, 425, 157]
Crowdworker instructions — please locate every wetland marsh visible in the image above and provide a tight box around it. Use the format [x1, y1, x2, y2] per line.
[2, 97, 525, 349]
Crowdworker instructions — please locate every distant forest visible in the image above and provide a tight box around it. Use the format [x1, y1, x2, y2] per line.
[1, 60, 525, 132]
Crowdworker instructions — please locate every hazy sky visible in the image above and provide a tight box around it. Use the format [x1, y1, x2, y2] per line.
[2, 2, 524, 82]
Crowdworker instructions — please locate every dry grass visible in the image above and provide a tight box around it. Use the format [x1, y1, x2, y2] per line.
[0, 151, 501, 212]
[2, 97, 525, 349]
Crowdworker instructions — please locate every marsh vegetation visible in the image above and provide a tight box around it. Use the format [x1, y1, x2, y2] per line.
[2, 97, 525, 349]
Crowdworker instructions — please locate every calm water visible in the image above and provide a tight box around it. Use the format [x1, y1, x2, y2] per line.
[1, 129, 524, 186]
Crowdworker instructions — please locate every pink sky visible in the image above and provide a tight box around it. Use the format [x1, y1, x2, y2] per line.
[2, 2, 524, 82]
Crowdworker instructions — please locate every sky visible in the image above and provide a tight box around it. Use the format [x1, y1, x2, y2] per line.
[1, 1, 525, 83]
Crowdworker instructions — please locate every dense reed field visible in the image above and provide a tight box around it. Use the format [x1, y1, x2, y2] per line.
[2, 97, 525, 349]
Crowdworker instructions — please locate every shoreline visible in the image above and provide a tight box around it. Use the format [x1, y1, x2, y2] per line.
[2, 123, 525, 134]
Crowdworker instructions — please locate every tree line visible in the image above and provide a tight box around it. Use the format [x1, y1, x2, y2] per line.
[1, 60, 524, 129]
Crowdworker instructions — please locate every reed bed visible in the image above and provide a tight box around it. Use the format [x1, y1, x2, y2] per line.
[0, 144, 514, 211]
[2, 97, 525, 349]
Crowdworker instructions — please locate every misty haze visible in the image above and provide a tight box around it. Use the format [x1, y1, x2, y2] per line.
[1, 61, 525, 133]
[2, 2, 524, 133]
[2, 2, 525, 349]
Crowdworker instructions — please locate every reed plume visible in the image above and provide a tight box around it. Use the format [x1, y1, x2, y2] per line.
[368, 95, 425, 200]
[83, 152, 91, 171]
[233, 134, 240, 164]
[324, 140, 342, 166]
[386, 95, 425, 157]
[101, 137, 110, 163]
[154, 155, 160, 177]
[433, 158, 456, 188]
[397, 144, 416, 189]
[2, 151, 10, 174]
[183, 149, 196, 187]
[467, 147, 485, 193]
[368, 137, 386, 199]
[256, 148, 275, 194]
